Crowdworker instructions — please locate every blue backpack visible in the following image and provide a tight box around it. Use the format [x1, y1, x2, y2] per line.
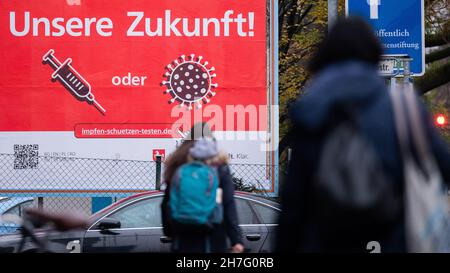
[169, 161, 223, 227]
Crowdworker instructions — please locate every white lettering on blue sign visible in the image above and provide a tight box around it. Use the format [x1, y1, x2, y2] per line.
[367, 0, 381, 19]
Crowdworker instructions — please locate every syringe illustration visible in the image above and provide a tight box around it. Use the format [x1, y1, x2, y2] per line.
[42, 49, 106, 115]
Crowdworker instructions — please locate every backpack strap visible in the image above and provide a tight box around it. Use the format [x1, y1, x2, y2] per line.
[204, 165, 218, 195]
[207, 172, 214, 195]
[402, 84, 439, 175]
[390, 83, 438, 177]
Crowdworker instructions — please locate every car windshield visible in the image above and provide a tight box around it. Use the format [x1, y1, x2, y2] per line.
[107, 197, 162, 228]
[88, 194, 160, 223]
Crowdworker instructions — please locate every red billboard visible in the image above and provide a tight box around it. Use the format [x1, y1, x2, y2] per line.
[0, 0, 268, 134]
[0, 0, 278, 195]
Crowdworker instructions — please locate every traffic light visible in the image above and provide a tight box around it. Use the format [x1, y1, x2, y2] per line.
[435, 114, 447, 127]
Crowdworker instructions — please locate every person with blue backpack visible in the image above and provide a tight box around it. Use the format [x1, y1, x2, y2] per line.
[161, 123, 244, 253]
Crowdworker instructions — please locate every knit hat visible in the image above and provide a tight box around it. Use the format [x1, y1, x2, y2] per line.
[189, 138, 218, 160]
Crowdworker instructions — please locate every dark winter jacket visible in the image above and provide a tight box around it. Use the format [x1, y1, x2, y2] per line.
[277, 61, 450, 252]
[161, 163, 243, 253]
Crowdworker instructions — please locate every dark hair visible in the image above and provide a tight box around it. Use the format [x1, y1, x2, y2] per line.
[184, 122, 214, 141]
[308, 16, 383, 74]
[163, 122, 214, 183]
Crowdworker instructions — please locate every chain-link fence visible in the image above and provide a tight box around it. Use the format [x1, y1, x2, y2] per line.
[0, 153, 277, 233]
[2, 153, 158, 192]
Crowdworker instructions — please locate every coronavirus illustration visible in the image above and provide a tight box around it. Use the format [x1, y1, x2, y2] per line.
[161, 54, 218, 110]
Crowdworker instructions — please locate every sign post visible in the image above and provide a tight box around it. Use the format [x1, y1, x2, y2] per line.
[379, 55, 413, 92]
[328, 0, 339, 31]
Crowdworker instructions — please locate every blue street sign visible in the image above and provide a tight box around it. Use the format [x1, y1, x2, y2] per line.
[346, 0, 425, 76]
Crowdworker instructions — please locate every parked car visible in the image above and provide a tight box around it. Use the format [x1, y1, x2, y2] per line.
[0, 197, 34, 234]
[0, 191, 280, 253]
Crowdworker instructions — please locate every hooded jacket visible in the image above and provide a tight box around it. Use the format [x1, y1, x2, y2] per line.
[277, 61, 450, 252]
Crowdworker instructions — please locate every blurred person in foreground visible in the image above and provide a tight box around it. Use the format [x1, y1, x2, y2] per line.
[276, 17, 450, 252]
[161, 122, 244, 253]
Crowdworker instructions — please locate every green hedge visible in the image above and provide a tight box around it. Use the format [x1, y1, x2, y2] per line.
[416, 61, 450, 94]
[426, 46, 450, 63]
[426, 33, 450, 47]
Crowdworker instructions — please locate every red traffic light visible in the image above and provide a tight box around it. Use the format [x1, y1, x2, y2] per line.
[435, 114, 447, 127]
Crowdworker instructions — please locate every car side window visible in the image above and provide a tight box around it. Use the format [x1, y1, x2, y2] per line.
[108, 197, 162, 228]
[19, 201, 34, 216]
[235, 198, 259, 224]
[252, 203, 279, 224]
[4, 201, 34, 217]
[4, 205, 20, 216]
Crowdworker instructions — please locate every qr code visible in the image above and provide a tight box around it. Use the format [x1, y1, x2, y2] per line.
[14, 144, 39, 169]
